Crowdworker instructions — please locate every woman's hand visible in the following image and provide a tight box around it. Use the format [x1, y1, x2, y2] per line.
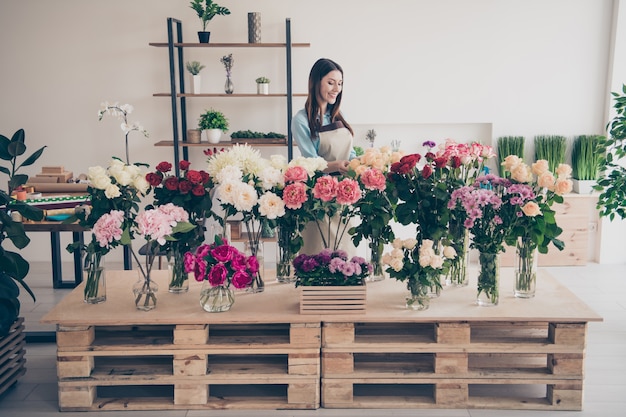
[324, 160, 350, 174]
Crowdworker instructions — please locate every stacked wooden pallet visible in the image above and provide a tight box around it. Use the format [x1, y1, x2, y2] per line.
[0, 318, 26, 397]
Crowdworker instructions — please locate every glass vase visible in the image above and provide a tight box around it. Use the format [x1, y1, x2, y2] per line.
[200, 282, 234, 312]
[514, 237, 538, 298]
[168, 249, 189, 294]
[447, 226, 469, 287]
[83, 261, 106, 304]
[224, 74, 234, 94]
[244, 240, 265, 293]
[276, 226, 297, 284]
[367, 236, 385, 282]
[476, 251, 500, 307]
[133, 274, 158, 311]
[405, 278, 430, 311]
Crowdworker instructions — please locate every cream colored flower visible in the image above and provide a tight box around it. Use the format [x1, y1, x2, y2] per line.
[88, 166, 111, 190]
[354, 165, 368, 177]
[104, 183, 121, 199]
[258, 192, 285, 219]
[348, 158, 361, 171]
[389, 257, 404, 272]
[443, 246, 457, 259]
[556, 163, 572, 178]
[554, 178, 573, 195]
[215, 165, 243, 184]
[259, 166, 284, 190]
[421, 239, 435, 250]
[537, 172, 556, 190]
[430, 254, 444, 269]
[403, 238, 418, 250]
[216, 181, 237, 205]
[511, 163, 533, 183]
[382, 253, 392, 265]
[390, 151, 405, 164]
[392, 238, 404, 249]
[231, 182, 258, 212]
[133, 175, 150, 196]
[418, 254, 432, 268]
[521, 201, 541, 217]
[270, 154, 287, 170]
[502, 155, 522, 172]
[390, 248, 404, 260]
[531, 159, 550, 176]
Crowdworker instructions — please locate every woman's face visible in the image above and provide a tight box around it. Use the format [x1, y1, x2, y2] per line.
[317, 70, 343, 106]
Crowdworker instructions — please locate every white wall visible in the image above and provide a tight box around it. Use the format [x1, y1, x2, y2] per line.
[0, 0, 623, 263]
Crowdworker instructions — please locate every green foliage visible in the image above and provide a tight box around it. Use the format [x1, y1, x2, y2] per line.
[255, 77, 270, 84]
[230, 130, 285, 139]
[596, 84, 626, 220]
[534, 135, 567, 174]
[497, 136, 524, 176]
[198, 109, 229, 132]
[0, 129, 44, 337]
[185, 61, 205, 75]
[353, 146, 364, 157]
[571, 135, 602, 180]
[189, 0, 231, 32]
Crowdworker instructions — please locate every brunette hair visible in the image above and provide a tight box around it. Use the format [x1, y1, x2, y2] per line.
[304, 58, 353, 139]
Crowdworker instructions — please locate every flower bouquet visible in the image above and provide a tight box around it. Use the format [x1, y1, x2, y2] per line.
[184, 235, 258, 312]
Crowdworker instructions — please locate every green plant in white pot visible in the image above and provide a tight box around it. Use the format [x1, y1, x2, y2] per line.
[255, 76, 270, 95]
[189, 0, 231, 43]
[534, 135, 567, 174]
[571, 134, 602, 194]
[497, 136, 525, 177]
[186, 61, 205, 94]
[198, 109, 229, 144]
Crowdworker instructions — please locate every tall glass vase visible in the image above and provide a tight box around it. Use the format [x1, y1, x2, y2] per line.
[83, 254, 106, 304]
[276, 226, 298, 284]
[367, 236, 385, 282]
[514, 237, 538, 298]
[224, 74, 234, 94]
[405, 278, 430, 311]
[476, 251, 500, 306]
[447, 226, 470, 287]
[168, 249, 189, 293]
[244, 240, 264, 293]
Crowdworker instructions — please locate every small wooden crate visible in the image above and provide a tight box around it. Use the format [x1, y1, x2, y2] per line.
[0, 318, 27, 397]
[300, 285, 366, 315]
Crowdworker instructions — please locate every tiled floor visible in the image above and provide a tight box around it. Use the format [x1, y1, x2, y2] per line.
[1, 261, 625, 416]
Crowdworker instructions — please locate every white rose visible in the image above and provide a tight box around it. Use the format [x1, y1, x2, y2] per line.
[403, 238, 418, 250]
[104, 184, 121, 199]
[382, 253, 392, 265]
[389, 257, 404, 272]
[391, 248, 404, 260]
[443, 246, 457, 259]
[258, 192, 285, 219]
[133, 175, 150, 195]
[392, 238, 404, 249]
[430, 255, 444, 269]
[418, 254, 432, 268]
[112, 168, 133, 186]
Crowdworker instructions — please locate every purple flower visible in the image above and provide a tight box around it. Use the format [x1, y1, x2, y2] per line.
[422, 140, 436, 149]
[301, 257, 320, 272]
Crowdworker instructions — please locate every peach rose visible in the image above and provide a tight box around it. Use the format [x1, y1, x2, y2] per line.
[502, 155, 522, 171]
[348, 158, 362, 171]
[390, 151, 405, 164]
[403, 238, 418, 250]
[554, 178, 573, 195]
[531, 160, 550, 176]
[537, 172, 556, 190]
[556, 163, 572, 178]
[521, 201, 541, 217]
[511, 163, 532, 183]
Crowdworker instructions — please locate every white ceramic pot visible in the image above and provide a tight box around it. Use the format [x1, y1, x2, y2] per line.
[190, 75, 202, 94]
[572, 179, 596, 194]
[257, 83, 269, 95]
[205, 129, 222, 144]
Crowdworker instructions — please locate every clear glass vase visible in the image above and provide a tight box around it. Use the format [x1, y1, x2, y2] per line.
[200, 282, 234, 312]
[133, 274, 158, 311]
[514, 237, 538, 298]
[476, 251, 500, 307]
[168, 249, 189, 294]
[224, 74, 234, 94]
[244, 240, 264, 293]
[83, 259, 106, 304]
[447, 227, 469, 287]
[405, 279, 430, 311]
[276, 226, 297, 284]
[367, 236, 385, 282]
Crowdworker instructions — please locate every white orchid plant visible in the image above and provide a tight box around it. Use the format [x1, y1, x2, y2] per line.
[98, 101, 149, 164]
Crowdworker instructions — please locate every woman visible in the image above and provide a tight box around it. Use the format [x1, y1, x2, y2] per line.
[292, 58, 357, 255]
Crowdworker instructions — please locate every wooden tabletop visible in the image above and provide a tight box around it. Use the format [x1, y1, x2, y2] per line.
[22, 220, 86, 232]
[41, 269, 602, 326]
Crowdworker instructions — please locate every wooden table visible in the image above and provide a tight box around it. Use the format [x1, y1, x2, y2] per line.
[41, 269, 602, 412]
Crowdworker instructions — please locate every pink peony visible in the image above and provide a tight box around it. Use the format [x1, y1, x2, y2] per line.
[335, 178, 362, 205]
[284, 166, 309, 183]
[283, 182, 308, 209]
[231, 270, 252, 289]
[208, 263, 227, 286]
[360, 168, 386, 191]
[313, 175, 338, 202]
[211, 244, 236, 263]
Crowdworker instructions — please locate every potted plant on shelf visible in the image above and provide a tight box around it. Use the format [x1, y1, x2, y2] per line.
[255, 76, 270, 95]
[497, 136, 525, 176]
[198, 109, 229, 144]
[186, 60, 205, 95]
[0, 128, 44, 394]
[534, 135, 567, 174]
[571, 134, 602, 194]
[189, 0, 231, 43]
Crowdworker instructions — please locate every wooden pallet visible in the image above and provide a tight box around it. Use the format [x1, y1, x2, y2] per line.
[300, 285, 366, 315]
[321, 321, 587, 410]
[0, 318, 26, 397]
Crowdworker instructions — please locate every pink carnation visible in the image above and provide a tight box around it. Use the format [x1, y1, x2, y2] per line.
[284, 166, 309, 183]
[336, 178, 362, 205]
[283, 182, 308, 209]
[313, 175, 338, 202]
[92, 210, 124, 248]
[361, 168, 386, 191]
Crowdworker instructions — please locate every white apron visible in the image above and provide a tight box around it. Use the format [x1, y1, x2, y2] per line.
[301, 121, 357, 257]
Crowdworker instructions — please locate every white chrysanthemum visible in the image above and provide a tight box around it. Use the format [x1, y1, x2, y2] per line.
[288, 156, 328, 175]
[231, 182, 258, 212]
[259, 166, 284, 190]
[270, 154, 288, 170]
[104, 184, 121, 199]
[214, 165, 243, 184]
[258, 192, 285, 219]
[207, 144, 265, 178]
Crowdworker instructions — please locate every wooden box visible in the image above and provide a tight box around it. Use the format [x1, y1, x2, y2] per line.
[300, 285, 366, 315]
[0, 318, 26, 397]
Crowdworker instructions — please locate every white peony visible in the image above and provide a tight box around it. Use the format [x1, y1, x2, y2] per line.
[231, 182, 258, 212]
[259, 166, 284, 190]
[215, 165, 243, 184]
[258, 192, 285, 219]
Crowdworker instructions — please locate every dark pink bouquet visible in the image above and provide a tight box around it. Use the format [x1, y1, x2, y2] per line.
[184, 236, 258, 289]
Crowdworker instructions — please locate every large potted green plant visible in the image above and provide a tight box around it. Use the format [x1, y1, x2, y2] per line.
[198, 109, 229, 144]
[571, 134, 602, 194]
[597, 85, 626, 220]
[0, 129, 44, 394]
[189, 0, 231, 43]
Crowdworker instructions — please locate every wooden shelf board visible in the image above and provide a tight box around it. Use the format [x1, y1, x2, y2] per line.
[149, 42, 310, 48]
[153, 140, 292, 148]
[153, 93, 307, 98]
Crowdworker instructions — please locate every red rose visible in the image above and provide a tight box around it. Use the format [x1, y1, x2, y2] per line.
[422, 165, 433, 179]
[425, 152, 436, 161]
[156, 161, 172, 173]
[400, 153, 421, 167]
[191, 184, 205, 196]
[178, 179, 193, 194]
[390, 161, 412, 175]
[199, 171, 210, 184]
[164, 177, 179, 190]
[179, 160, 191, 171]
[145, 172, 163, 187]
[186, 170, 203, 185]
[433, 157, 448, 169]
[451, 155, 462, 169]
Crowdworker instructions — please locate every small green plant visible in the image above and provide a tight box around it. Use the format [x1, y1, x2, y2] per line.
[198, 109, 229, 132]
[255, 77, 270, 84]
[354, 146, 364, 157]
[571, 135, 602, 180]
[365, 129, 376, 147]
[497, 136, 524, 175]
[189, 0, 231, 32]
[185, 61, 205, 75]
[534, 135, 567, 173]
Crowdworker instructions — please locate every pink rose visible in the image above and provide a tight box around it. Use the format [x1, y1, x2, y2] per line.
[246, 256, 260, 274]
[193, 259, 207, 282]
[284, 166, 309, 183]
[361, 168, 386, 191]
[231, 271, 252, 289]
[521, 201, 541, 217]
[336, 178, 362, 205]
[313, 175, 338, 202]
[283, 182, 308, 209]
[183, 251, 196, 274]
[208, 263, 227, 286]
[211, 244, 235, 263]
[230, 252, 248, 271]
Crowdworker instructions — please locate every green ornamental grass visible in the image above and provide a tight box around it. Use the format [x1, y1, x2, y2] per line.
[571, 135, 602, 180]
[497, 136, 525, 176]
[534, 135, 567, 173]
